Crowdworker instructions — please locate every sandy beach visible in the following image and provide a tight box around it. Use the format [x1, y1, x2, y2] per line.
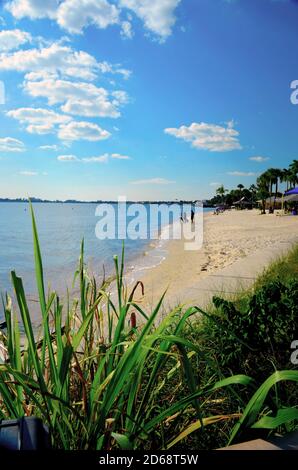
[132, 210, 298, 312]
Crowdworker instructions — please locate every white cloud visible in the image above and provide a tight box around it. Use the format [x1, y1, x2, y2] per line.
[57, 154, 78, 161]
[56, 0, 120, 34]
[249, 156, 270, 162]
[19, 170, 38, 176]
[39, 144, 59, 150]
[210, 182, 222, 187]
[24, 77, 129, 118]
[0, 137, 26, 152]
[0, 43, 98, 80]
[61, 97, 117, 117]
[7, 0, 120, 34]
[0, 29, 31, 51]
[111, 153, 131, 159]
[6, 0, 180, 41]
[7, 108, 111, 142]
[0, 43, 130, 81]
[165, 121, 242, 152]
[6, 0, 58, 20]
[227, 171, 256, 177]
[120, 0, 181, 40]
[58, 152, 130, 162]
[58, 121, 111, 141]
[97, 61, 131, 79]
[82, 154, 109, 163]
[121, 20, 134, 38]
[7, 107, 71, 134]
[131, 177, 175, 185]
[25, 70, 58, 81]
[111, 90, 130, 104]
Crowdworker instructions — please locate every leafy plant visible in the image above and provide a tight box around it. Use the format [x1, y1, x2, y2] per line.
[200, 279, 298, 376]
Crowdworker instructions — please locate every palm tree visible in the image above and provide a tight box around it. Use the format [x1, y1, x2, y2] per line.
[280, 168, 291, 192]
[289, 160, 298, 187]
[261, 168, 280, 208]
[249, 184, 257, 193]
[249, 184, 257, 205]
[237, 183, 244, 193]
[257, 187, 270, 214]
[270, 168, 282, 209]
[257, 172, 270, 192]
[257, 171, 271, 208]
[256, 177, 270, 214]
[289, 170, 297, 190]
[267, 169, 276, 199]
[216, 185, 227, 204]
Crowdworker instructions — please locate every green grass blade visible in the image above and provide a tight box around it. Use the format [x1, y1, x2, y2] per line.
[229, 370, 298, 444]
[252, 407, 298, 429]
[11, 271, 45, 390]
[29, 202, 59, 386]
[111, 432, 133, 450]
[79, 239, 86, 320]
[167, 414, 240, 449]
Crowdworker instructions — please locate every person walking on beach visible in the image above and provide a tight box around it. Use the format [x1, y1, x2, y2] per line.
[180, 208, 184, 223]
[191, 209, 195, 224]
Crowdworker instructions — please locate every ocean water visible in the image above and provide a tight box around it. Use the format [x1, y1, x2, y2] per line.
[0, 202, 212, 321]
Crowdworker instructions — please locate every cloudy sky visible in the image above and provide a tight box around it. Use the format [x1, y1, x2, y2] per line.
[0, 0, 298, 201]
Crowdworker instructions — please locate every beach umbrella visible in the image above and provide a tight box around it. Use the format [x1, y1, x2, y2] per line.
[285, 187, 298, 195]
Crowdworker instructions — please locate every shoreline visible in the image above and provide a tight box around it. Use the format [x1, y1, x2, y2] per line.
[129, 209, 298, 313]
[124, 208, 214, 289]
[2, 209, 298, 329]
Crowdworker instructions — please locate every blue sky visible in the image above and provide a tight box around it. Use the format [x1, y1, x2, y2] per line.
[0, 0, 298, 201]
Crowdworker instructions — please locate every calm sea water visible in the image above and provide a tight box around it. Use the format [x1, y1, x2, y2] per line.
[0, 202, 212, 321]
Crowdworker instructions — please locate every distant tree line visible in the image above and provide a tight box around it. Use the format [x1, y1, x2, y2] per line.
[208, 159, 298, 213]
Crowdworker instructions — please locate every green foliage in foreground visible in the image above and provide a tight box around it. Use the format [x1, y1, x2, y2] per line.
[202, 279, 298, 375]
[0, 205, 298, 449]
[199, 245, 298, 379]
[181, 244, 298, 447]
